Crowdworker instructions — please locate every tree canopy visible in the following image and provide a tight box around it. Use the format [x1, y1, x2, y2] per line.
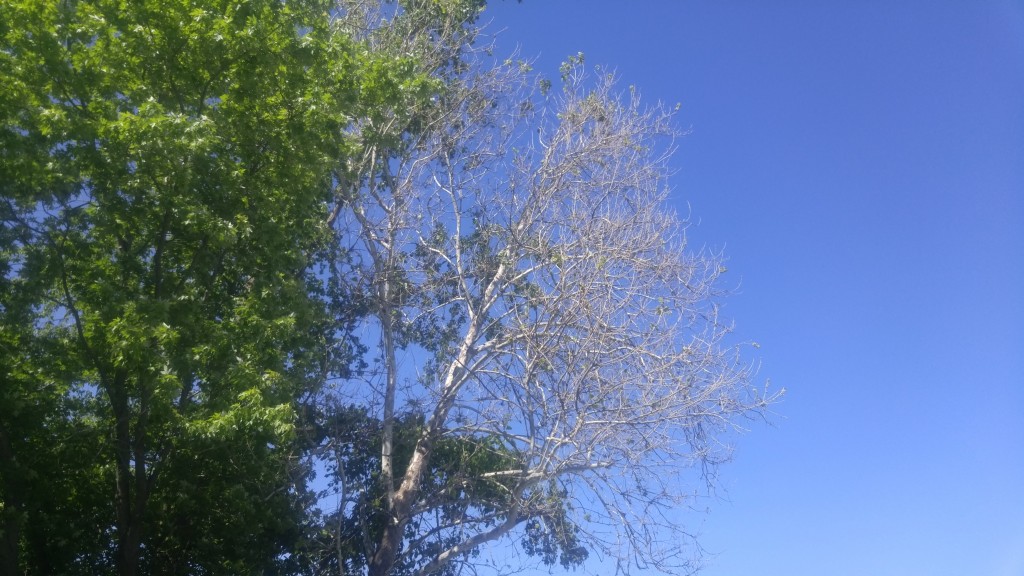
[0, 1, 776, 575]
[1, 0, 362, 572]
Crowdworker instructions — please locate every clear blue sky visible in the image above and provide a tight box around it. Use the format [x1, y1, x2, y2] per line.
[484, 2, 1024, 575]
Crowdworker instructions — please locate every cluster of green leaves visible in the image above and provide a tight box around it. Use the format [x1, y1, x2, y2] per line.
[521, 482, 589, 570]
[0, 0, 374, 573]
[295, 404, 575, 576]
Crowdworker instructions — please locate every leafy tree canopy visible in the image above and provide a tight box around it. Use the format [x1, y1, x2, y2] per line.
[0, 0, 429, 573]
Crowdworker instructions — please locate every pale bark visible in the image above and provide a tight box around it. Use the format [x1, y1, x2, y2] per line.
[332, 19, 777, 576]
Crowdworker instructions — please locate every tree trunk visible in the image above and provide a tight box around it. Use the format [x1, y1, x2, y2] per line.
[379, 277, 397, 509]
[0, 428, 23, 575]
[368, 279, 498, 575]
[367, 440, 432, 576]
[110, 372, 147, 576]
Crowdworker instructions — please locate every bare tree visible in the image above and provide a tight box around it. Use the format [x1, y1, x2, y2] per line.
[325, 8, 778, 576]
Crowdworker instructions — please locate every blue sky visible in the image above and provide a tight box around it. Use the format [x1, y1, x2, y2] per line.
[483, 2, 1024, 575]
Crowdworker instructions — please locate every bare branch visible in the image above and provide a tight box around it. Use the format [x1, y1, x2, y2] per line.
[327, 16, 777, 575]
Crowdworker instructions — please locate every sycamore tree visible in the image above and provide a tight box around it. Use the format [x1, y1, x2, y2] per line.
[321, 4, 779, 576]
[0, 0, 397, 573]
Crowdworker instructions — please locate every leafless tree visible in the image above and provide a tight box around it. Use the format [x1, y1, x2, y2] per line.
[326, 7, 778, 576]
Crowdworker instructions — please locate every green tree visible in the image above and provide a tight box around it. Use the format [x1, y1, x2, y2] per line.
[0, 0, 365, 573]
